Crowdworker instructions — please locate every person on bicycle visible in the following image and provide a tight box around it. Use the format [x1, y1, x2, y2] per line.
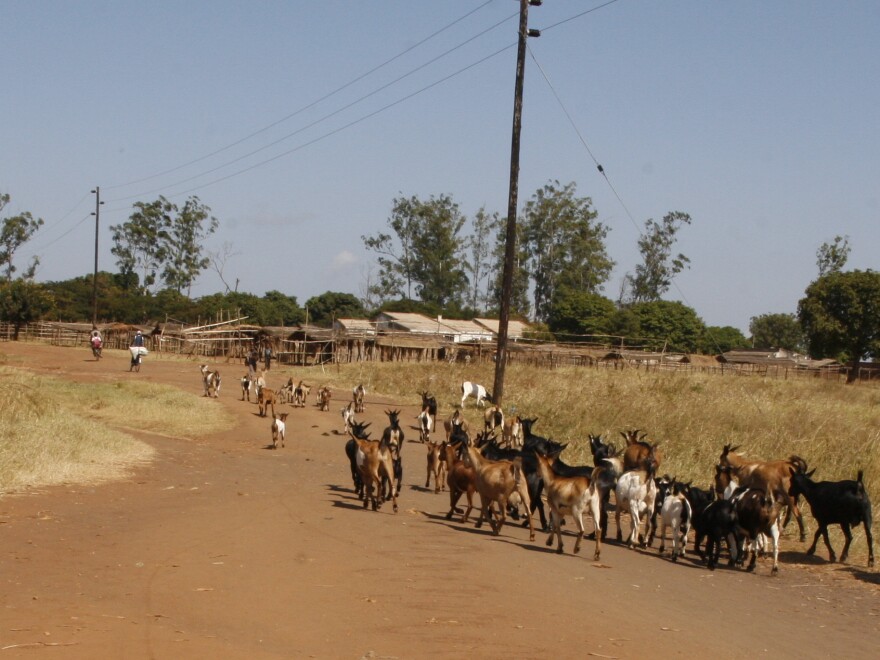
[90, 328, 103, 358]
[130, 330, 145, 371]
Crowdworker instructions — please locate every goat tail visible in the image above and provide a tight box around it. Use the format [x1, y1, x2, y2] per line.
[857, 470, 865, 484]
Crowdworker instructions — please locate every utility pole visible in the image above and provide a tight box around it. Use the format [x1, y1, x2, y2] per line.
[90, 186, 104, 326]
[492, 0, 540, 407]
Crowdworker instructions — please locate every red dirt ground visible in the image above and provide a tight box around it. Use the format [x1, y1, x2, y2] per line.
[1, 343, 878, 659]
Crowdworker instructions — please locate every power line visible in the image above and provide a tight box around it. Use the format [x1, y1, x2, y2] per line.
[107, 10, 518, 205]
[104, 0, 502, 193]
[106, 42, 519, 208]
[539, 0, 622, 33]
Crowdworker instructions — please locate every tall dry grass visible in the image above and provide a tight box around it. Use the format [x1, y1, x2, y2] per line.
[280, 360, 879, 562]
[0, 366, 234, 494]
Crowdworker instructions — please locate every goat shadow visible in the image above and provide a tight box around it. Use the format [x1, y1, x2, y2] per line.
[842, 566, 880, 584]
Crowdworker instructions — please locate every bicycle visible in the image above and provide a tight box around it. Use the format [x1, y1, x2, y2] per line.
[129, 346, 146, 372]
[91, 341, 102, 360]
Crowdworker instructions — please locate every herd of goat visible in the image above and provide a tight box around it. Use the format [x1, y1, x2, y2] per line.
[202, 365, 875, 575]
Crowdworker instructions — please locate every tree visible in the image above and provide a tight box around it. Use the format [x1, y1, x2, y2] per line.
[487, 215, 530, 318]
[547, 288, 616, 340]
[522, 181, 613, 322]
[408, 195, 468, 309]
[362, 196, 421, 301]
[304, 291, 366, 326]
[158, 196, 218, 296]
[798, 269, 880, 382]
[0, 278, 54, 339]
[0, 192, 44, 281]
[816, 235, 850, 278]
[110, 197, 168, 294]
[699, 325, 750, 354]
[362, 194, 468, 311]
[624, 211, 691, 303]
[462, 207, 497, 313]
[749, 313, 805, 352]
[630, 300, 705, 353]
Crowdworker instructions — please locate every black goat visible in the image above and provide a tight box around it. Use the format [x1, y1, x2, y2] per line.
[731, 487, 781, 574]
[686, 485, 737, 571]
[790, 468, 874, 568]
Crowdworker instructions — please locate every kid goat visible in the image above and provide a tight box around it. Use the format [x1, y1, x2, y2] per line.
[271, 413, 289, 449]
[200, 364, 221, 398]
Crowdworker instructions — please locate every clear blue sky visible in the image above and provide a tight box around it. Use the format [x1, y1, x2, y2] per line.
[3, 1, 878, 333]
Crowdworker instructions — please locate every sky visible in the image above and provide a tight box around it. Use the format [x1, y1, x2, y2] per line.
[3, 0, 878, 333]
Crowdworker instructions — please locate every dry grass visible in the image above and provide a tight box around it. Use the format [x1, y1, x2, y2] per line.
[282, 360, 880, 564]
[0, 366, 234, 495]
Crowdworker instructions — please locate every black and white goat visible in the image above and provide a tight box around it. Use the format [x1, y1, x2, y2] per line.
[655, 479, 692, 561]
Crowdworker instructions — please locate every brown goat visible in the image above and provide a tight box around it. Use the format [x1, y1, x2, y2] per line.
[444, 441, 477, 523]
[351, 432, 399, 513]
[425, 441, 447, 494]
[534, 451, 603, 557]
[621, 429, 662, 473]
[719, 444, 808, 541]
[258, 386, 276, 418]
[465, 444, 535, 542]
[317, 386, 332, 412]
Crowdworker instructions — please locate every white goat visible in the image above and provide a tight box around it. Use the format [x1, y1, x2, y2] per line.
[341, 401, 356, 435]
[461, 381, 491, 407]
[615, 469, 658, 548]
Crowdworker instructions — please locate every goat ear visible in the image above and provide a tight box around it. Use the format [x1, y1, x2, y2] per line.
[806, 468, 817, 478]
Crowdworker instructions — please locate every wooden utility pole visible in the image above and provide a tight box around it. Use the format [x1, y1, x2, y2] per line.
[492, 0, 540, 407]
[90, 186, 104, 326]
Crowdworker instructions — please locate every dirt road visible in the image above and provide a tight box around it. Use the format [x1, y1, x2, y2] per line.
[1, 343, 878, 658]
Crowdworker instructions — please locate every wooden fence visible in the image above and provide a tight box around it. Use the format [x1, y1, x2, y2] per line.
[1, 321, 874, 383]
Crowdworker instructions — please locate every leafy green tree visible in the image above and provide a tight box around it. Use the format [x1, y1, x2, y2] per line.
[462, 207, 497, 313]
[304, 291, 365, 326]
[547, 287, 616, 340]
[44, 272, 133, 323]
[522, 181, 613, 322]
[1, 192, 44, 281]
[194, 290, 303, 327]
[363, 194, 468, 311]
[0, 278, 54, 339]
[409, 195, 468, 309]
[487, 216, 530, 318]
[630, 300, 705, 352]
[624, 211, 691, 303]
[816, 235, 850, 278]
[749, 313, 805, 352]
[362, 196, 421, 301]
[699, 325, 750, 354]
[798, 269, 880, 382]
[158, 196, 218, 297]
[261, 290, 304, 326]
[111, 197, 168, 294]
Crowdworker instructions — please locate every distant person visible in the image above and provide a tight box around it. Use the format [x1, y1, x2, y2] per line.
[133, 330, 145, 348]
[247, 348, 258, 375]
[264, 345, 272, 371]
